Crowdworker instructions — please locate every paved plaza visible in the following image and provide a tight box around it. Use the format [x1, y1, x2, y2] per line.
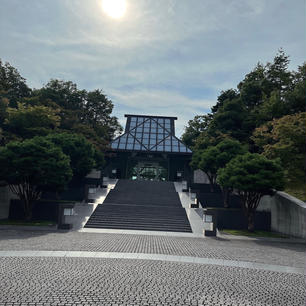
[0, 229, 305, 305]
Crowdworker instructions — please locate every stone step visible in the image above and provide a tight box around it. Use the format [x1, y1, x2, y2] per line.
[84, 223, 192, 232]
[85, 179, 192, 232]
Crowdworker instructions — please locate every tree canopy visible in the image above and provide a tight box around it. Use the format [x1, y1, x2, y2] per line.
[0, 59, 123, 220]
[0, 63, 122, 151]
[217, 153, 284, 231]
[46, 133, 103, 178]
[182, 50, 305, 200]
[252, 112, 306, 183]
[0, 137, 72, 220]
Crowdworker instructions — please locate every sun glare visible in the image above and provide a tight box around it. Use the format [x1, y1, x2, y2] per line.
[102, 0, 127, 19]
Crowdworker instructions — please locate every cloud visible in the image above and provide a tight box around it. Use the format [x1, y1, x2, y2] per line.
[0, 0, 305, 135]
[108, 88, 214, 136]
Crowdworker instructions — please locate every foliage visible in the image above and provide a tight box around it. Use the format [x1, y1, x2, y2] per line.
[211, 89, 239, 113]
[191, 139, 246, 194]
[252, 112, 306, 183]
[214, 139, 247, 168]
[46, 133, 103, 178]
[0, 60, 31, 107]
[217, 153, 284, 231]
[181, 115, 212, 148]
[0, 137, 72, 220]
[209, 98, 250, 142]
[37, 79, 122, 142]
[185, 50, 305, 200]
[5, 103, 60, 139]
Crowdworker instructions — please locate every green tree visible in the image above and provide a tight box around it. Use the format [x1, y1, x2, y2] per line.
[193, 146, 219, 192]
[265, 49, 292, 95]
[285, 63, 306, 114]
[209, 98, 249, 142]
[191, 139, 246, 197]
[37, 80, 122, 140]
[217, 153, 284, 231]
[238, 63, 266, 109]
[0, 137, 72, 220]
[0, 97, 9, 127]
[0, 59, 31, 107]
[4, 103, 60, 139]
[181, 115, 212, 148]
[83, 89, 122, 140]
[214, 139, 247, 207]
[252, 112, 306, 187]
[46, 133, 103, 178]
[211, 89, 239, 113]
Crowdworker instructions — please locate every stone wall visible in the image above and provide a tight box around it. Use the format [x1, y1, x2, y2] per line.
[86, 170, 101, 179]
[258, 192, 306, 239]
[0, 186, 18, 219]
[193, 169, 210, 184]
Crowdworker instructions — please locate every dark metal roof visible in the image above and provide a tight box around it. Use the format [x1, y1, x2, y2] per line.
[124, 114, 178, 120]
[110, 115, 192, 154]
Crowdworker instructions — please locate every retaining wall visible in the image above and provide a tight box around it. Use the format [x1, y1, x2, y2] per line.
[258, 192, 306, 239]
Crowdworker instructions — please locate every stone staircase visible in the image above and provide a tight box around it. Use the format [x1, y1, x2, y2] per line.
[85, 180, 192, 232]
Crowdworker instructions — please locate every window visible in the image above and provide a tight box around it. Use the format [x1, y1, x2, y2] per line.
[172, 138, 179, 146]
[165, 139, 171, 146]
[134, 143, 141, 150]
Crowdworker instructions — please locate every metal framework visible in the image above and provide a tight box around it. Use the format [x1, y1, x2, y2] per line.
[110, 115, 192, 154]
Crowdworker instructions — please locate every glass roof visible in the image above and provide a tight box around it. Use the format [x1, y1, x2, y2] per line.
[110, 115, 192, 154]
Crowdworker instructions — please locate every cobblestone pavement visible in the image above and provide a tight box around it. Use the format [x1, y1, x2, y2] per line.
[0, 229, 305, 268]
[1, 229, 305, 305]
[0, 257, 305, 306]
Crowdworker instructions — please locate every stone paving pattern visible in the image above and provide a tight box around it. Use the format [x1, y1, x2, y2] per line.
[0, 230, 305, 268]
[0, 229, 305, 305]
[0, 257, 305, 306]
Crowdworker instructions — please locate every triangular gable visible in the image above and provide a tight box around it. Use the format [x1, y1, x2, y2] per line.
[110, 115, 192, 154]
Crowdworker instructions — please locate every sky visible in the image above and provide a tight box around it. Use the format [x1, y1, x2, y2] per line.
[0, 0, 305, 136]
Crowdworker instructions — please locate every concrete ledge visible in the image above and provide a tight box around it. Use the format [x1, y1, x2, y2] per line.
[258, 191, 306, 239]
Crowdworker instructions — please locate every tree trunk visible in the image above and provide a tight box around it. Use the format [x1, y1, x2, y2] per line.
[247, 211, 255, 232]
[9, 184, 40, 222]
[222, 187, 230, 208]
[206, 173, 215, 192]
[23, 199, 33, 221]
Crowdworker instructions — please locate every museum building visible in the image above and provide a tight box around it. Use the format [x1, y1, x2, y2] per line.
[103, 114, 193, 182]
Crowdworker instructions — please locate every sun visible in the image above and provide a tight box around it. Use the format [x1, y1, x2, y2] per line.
[102, 0, 127, 19]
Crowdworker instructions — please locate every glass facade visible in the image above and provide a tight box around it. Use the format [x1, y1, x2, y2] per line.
[111, 115, 192, 154]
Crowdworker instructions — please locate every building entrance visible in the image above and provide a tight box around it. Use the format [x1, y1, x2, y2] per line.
[130, 161, 168, 181]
